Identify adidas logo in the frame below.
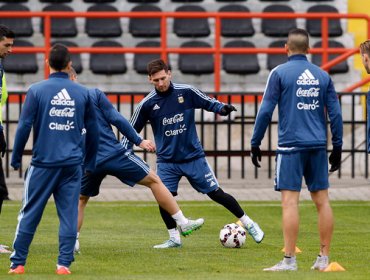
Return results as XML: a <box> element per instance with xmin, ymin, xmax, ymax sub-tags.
<box><xmin>296</xmin><ymin>69</ymin><xmax>319</xmax><ymax>85</ymax></box>
<box><xmin>51</xmin><ymin>88</ymin><xmax>75</xmax><ymax>106</ymax></box>
<box><xmin>210</xmin><ymin>181</ymin><xmax>216</xmax><ymax>187</ymax></box>
<box><xmin>153</xmin><ymin>104</ymin><xmax>160</xmax><ymax>110</ymax></box>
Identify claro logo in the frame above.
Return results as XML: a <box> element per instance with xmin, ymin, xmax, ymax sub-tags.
<box><xmin>49</xmin><ymin>120</ymin><xmax>75</xmax><ymax>131</ymax></box>
<box><xmin>297</xmin><ymin>100</ymin><xmax>320</xmax><ymax>111</ymax></box>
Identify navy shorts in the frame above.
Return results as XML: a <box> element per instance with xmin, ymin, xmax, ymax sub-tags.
<box><xmin>80</xmin><ymin>152</ymin><xmax>150</xmax><ymax>197</ymax></box>
<box><xmin>157</xmin><ymin>157</ymin><xmax>219</xmax><ymax>195</ymax></box>
<box><xmin>274</xmin><ymin>149</ymin><xmax>329</xmax><ymax>192</ymax></box>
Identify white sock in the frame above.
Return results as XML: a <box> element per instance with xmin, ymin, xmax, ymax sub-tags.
<box><xmin>239</xmin><ymin>214</ymin><xmax>253</xmax><ymax>227</ymax></box>
<box><xmin>57</xmin><ymin>264</ymin><xmax>69</xmax><ymax>269</ymax></box>
<box><xmin>77</xmin><ymin>232</ymin><xmax>80</xmax><ymax>239</ymax></box>
<box><xmin>171</xmin><ymin>210</ymin><xmax>189</xmax><ymax>226</ymax></box>
<box><xmin>168</xmin><ymin>228</ymin><xmax>181</xmax><ymax>243</ymax></box>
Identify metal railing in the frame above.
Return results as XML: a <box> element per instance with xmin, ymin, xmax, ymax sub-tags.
<box><xmin>0</xmin><ymin>11</ymin><xmax>369</xmax><ymax>91</ymax></box>
<box><xmin>4</xmin><ymin>91</ymin><xmax>368</xmax><ymax>179</ymax></box>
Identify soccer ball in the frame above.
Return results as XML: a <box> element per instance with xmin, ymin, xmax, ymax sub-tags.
<box><xmin>219</xmin><ymin>223</ymin><xmax>246</xmax><ymax>248</ymax></box>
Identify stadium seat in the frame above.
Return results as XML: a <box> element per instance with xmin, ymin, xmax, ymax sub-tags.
<box><xmin>89</xmin><ymin>40</ymin><xmax>127</xmax><ymax>74</ymax></box>
<box><xmin>127</xmin><ymin>0</ymin><xmax>159</xmax><ymax>3</ymax></box>
<box><xmin>306</xmin><ymin>5</ymin><xmax>343</xmax><ymax>37</ymax></box>
<box><xmin>259</xmin><ymin>0</ymin><xmax>290</xmax><ymax>1</ymax></box>
<box><xmin>303</xmin><ymin>0</ymin><xmax>333</xmax><ymax>2</ymax></box>
<box><xmin>83</xmin><ymin>0</ymin><xmax>116</xmax><ymax>3</ymax></box>
<box><xmin>0</xmin><ymin>0</ymin><xmax>28</xmax><ymax>3</ymax></box>
<box><xmin>173</xmin><ymin>5</ymin><xmax>210</xmax><ymax>37</ymax></box>
<box><xmin>85</xmin><ymin>4</ymin><xmax>122</xmax><ymax>37</ymax></box>
<box><xmin>261</xmin><ymin>5</ymin><xmax>297</xmax><ymax>37</ymax></box>
<box><xmin>223</xmin><ymin>40</ymin><xmax>260</xmax><ymax>74</ymax></box>
<box><xmin>52</xmin><ymin>40</ymin><xmax>83</xmax><ymax>73</ymax></box>
<box><xmin>39</xmin><ymin>0</ymin><xmax>72</xmax><ymax>3</ymax></box>
<box><xmin>219</xmin><ymin>4</ymin><xmax>254</xmax><ymax>37</ymax></box>
<box><xmin>312</xmin><ymin>40</ymin><xmax>349</xmax><ymax>74</ymax></box>
<box><xmin>171</xmin><ymin>0</ymin><xmax>203</xmax><ymax>2</ymax></box>
<box><xmin>40</xmin><ymin>4</ymin><xmax>77</xmax><ymax>37</ymax></box>
<box><xmin>215</xmin><ymin>0</ymin><xmax>246</xmax><ymax>2</ymax></box>
<box><xmin>0</xmin><ymin>3</ymin><xmax>33</xmax><ymax>37</ymax></box>
<box><xmin>133</xmin><ymin>41</ymin><xmax>167</xmax><ymax>74</ymax></box>
<box><xmin>267</xmin><ymin>40</ymin><xmax>287</xmax><ymax>70</ymax></box>
<box><xmin>129</xmin><ymin>5</ymin><xmax>161</xmax><ymax>37</ymax></box>
<box><xmin>178</xmin><ymin>41</ymin><xmax>213</xmax><ymax>74</ymax></box>
<box><xmin>3</xmin><ymin>40</ymin><xmax>38</xmax><ymax>74</ymax></box>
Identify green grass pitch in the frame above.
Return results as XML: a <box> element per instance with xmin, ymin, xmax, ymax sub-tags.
<box><xmin>0</xmin><ymin>200</ymin><xmax>370</xmax><ymax>279</ymax></box>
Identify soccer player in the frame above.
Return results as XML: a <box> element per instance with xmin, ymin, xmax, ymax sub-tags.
<box><xmin>68</xmin><ymin>68</ymin><xmax>204</xmax><ymax>254</ymax></box>
<box><xmin>123</xmin><ymin>58</ymin><xmax>264</xmax><ymax>249</ymax></box>
<box><xmin>250</xmin><ymin>29</ymin><xmax>343</xmax><ymax>271</ymax></box>
<box><xmin>0</xmin><ymin>25</ymin><xmax>14</xmax><ymax>254</ymax></box>
<box><xmin>9</xmin><ymin>44</ymin><xmax>99</xmax><ymax>275</ymax></box>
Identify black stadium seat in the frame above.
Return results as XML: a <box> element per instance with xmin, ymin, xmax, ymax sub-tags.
<box><xmin>127</xmin><ymin>0</ymin><xmax>159</xmax><ymax>3</ymax></box>
<box><xmin>52</xmin><ymin>40</ymin><xmax>83</xmax><ymax>74</ymax></box>
<box><xmin>39</xmin><ymin>0</ymin><xmax>72</xmax><ymax>3</ymax></box>
<box><xmin>85</xmin><ymin>4</ymin><xmax>122</xmax><ymax>37</ymax></box>
<box><xmin>0</xmin><ymin>0</ymin><xmax>28</xmax><ymax>3</ymax></box>
<box><xmin>219</xmin><ymin>4</ymin><xmax>254</xmax><ymax>37</ymax></box>
<box><xmin>261</xmin><ymin>4</ymin><xmax>297</xmax><ymax>37</ymax></box>
<box><xmin>171</xmin><ymin>0</ymin><xmax>203</xmax><ymax>2</ymax></box>
<box><xmin>223</xmin><ymin>40</ymin><xmax>260</xmax><ymax>74</ymax></box>
<box><xmin>173</xmin><ymin>5</ymin><xmax>210</xmax><ymax>37</ymax></box>
<box><xmin>83</xmin><ymin>0</ymin><xmax>116</xmax><ymax>3</ymax></box>
<box><xmin>3</xmin><ymin>40</ymin><xmax>38</xmax><ymax>74</ymax></box>
<box><xmin>178</xmin><ymin>41</ymin><xmax>213</xmax><ymax>74</ymax></box>
<box><xmin>267</xmin><ymin>40</ymin><xmax>287</xmax><ymax>70</ymax></box>
<box><xmin>0</xmin><ymin>3</ymin><xmax>33</xmax><ymax>37</ymax></box>
<box><xmin>89</xmin><ymin>40</ymin><xmax>127</xmax><ymax>74</ymax></box>
<box><xmin>306</xmin><ymin>5</ymin><xmax>343</xmax><ymax>37</ymax></box>
<box><xmin>312</xmin><ymin>40</ymin><xmax>349</xmax><ymax>74</ymax></box>
<box><xmin>133</xmin><ymin>41</ymin><xmax>163</xmax><ymax>74</ymax></box>
<box><xmin>40</xmin><ymin>4</ymin><xmax>77</xmax><ymax>37</ymax></box>
<box><xmin>129</xmin><ymin>5</ymin><xmax>161</xmax><ymax>37</ymax></box>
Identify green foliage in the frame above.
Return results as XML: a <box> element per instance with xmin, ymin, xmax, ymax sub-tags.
<box><xmin>0</xmin><ymin>201</ymin><xmax>370</xmax><ymax>279</ymax></box>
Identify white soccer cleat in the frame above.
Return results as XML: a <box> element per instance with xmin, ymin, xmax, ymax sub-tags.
<box><xmin>311</xmin><ymin>255</ymin><xmax>329</xmax><ymax>271</ymax></box>
<box><xmin>0</xmin><ymin>244</ymin><xmax>11</xmax><ymax>254</ymax></box>
<box><xmin>74</xmin><ymin>238</ymin><xmax>80</xmax><ymax>254</ymax></box>
<box><xmin>246</xmin><ymin>222</ymin><xmax>264</xmax><ymax>243</ymax></box>
<box><xmin>263</xmin><ymin>258</ymin><xmax>297</xmax><ymax>271</ymax></box>
<box><xmin>178</xmin><ymin>218</ymin><xmax>204</xmax><ymax>236</ymax></box>
<box><xmin>153</xmin><ymin>239</ymin><xmax>182</xmax><ymax>249</ymax></box>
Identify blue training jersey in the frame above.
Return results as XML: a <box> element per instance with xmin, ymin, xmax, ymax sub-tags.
<box><xmin>11</xmin><ymin>72</ymin><xmax>99</xmax><ymax>171</ymax></box>
<box><xmin>251</xmin><ymin>54</ymin><xmax>343</xmax><ymax>152</ymax></box>
<box><xmin>88</xmin><ymin>88</ymin><xmax>142</xmax><ymax>165</ymax></box>
<box><xmin>123</xmin><ymin>82</ymin><xmax>225</xmax><ymax>163</ymax></box>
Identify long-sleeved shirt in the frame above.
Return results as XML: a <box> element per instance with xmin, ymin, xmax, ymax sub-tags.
<box><xmin>251</xmin><ymin>54</ymin><xmax>343</xmax><ymax>152</ymax></box>
<box><xmin>123</xmin><ymin>82</ymin><xmax>225</xmax><ymax>163</ymax></box>
<box><xmin>88</xmin><ymin>88</ymin><xmax>142</xmax><ymax>165</ymax></box>
<box><xmin>11</xmin><ymin>72</ymin><xmax>99</xmax><ymax>171</ymax></box>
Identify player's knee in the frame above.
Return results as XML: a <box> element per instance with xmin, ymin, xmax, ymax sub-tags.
<box><xmin>79</xmin><ymin>195</ymin><xmax>89</xmax><ymax>205</ymax></box>
<box><xmin>207</xmin><ymin>188</ymin><xmax>224</xmax><ymax>200</ymax></box>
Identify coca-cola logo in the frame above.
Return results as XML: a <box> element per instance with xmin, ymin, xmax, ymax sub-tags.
<box><xmin>162</xmin><ymin>113</ymin><xmax>184</xmax><ymax>126</ymax></box>
<box><xmin>296</xmin><ymin>87</ymin><xmax>320</xmax><ymax>97</ymax></box>
<box><xmin>49</xmin><ymin>107</ymin><xmax>75</xmax><ymax>118</ymax></box>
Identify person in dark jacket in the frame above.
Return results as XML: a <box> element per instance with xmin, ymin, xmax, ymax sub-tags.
<box><xmin>9</xmin><ymin>44</ymin><xmax>99</xmax><ymax>275</ymax></box>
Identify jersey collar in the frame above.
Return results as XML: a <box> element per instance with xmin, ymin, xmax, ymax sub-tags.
<box><xmin>288</xmin><ymin>54</ymin><xmax>308</xmax><ymax>61</ymax></box>
<box><xmin>156</xmin><ymin>82</ymin><xmax>174</xmax><ymax>96</ymax></box>
<box><xmin>49</xmin><ymin>72</ymin><xmax>69</xmax><ymax>79</ymax></box>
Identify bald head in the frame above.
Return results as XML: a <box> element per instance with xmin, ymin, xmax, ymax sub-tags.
<box><xmin>286</xmin><ymin>29</ymin><xmax>310</xmax><ymax>55</ymax></box>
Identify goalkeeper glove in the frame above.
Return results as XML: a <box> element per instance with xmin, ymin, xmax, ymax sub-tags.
<box><xmin>220</xmin><ymin>104</ymin><xmax>237</xmax><ymax>116</ymax></box>
<box><xmin>329</xmin><ymin>146</ymin><xmax>342</xmax><ymax>172</ymax></box>
<box><xmin>251</xmin><ymin>146</ymin><xmax>262</xmax><ymax>168</ymax></box>
<box><xmin>0</xmin><ymin>130</ymin><xmax>6</xmax><ymax>158</ymax></box>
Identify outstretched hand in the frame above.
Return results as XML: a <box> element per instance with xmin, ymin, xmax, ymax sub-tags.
<box><xmin>139</xmin><ymin>139</ymin><xmax>156</xmax><ymax>153</ymax></box>
<box><xmin>220</xmin><ymin>104</ymin><xmax>237</xmax><ymax>116</ymax></box>
<box><xmin>251</xmin><ymin>146</ymin><xmax>262</xmax><ymax>168</ymax></box>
